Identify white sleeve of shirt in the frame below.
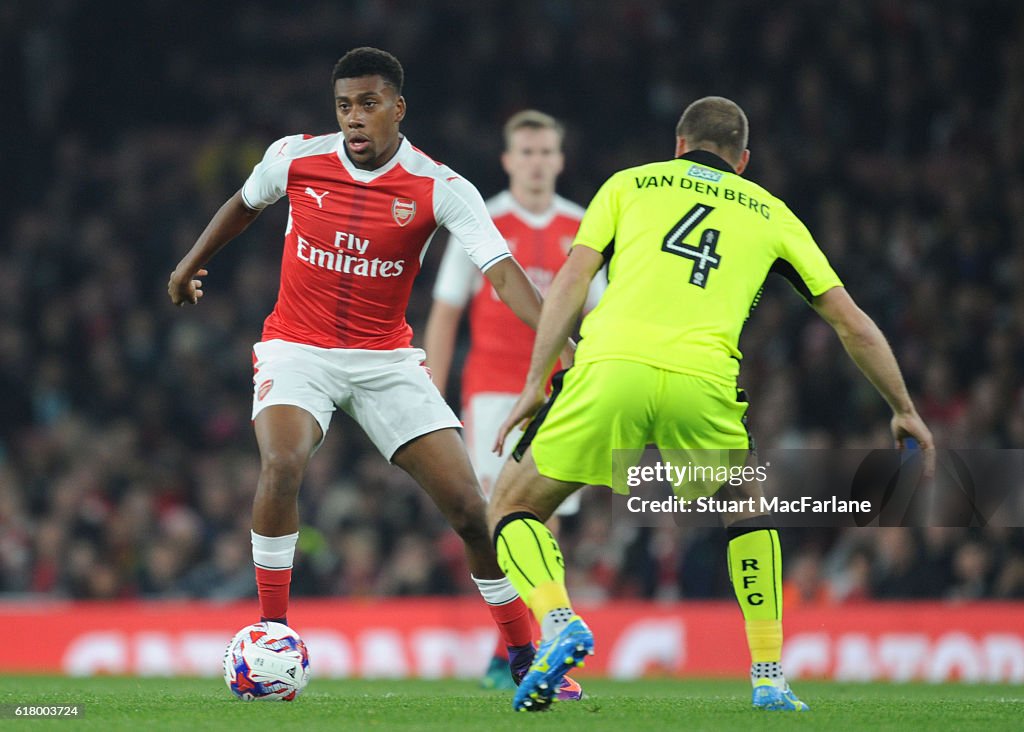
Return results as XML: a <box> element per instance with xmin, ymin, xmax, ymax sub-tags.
<box><xmin>240</xmin><ymin>135</ymin><xmax>299</xmax><ymax>210</ymax></box>
<box><xmin>432</xmin><ymin>235</ymin><xmax>481</xmax><ymax>307</ymax></box>
<box><xmin>583</xmin><ymin>264</ymin><xmax>608</xmax><ymax>314</ymax></box>
<box><xmin>433</xmin><ymin>172</ymin><xmax>511</xmax><ymax>273</ymax></box>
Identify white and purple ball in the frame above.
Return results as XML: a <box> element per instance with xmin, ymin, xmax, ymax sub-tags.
<box><xmin>223</xmin><ymin>622</ymin><xmax>310</xmax><ymax>701</ymax></box>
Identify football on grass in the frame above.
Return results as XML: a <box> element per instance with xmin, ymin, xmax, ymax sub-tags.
<box><xmin>223</xmin><ymin>621</ymin><xmax>310</xmax><ymax>701</ymax></box>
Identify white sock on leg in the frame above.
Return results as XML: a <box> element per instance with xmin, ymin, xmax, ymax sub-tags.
<box><xmin>540</xmin><ymin>607</ymin><xmax>574</xmax><ymax>641</ymax></box>
<box><xmin>751</xmin><ymin>661</ymin><xmax>787</xmax><ymax>689</ymax></box>
<box><xmin>471</xmin><ymin>574</ymin><xmax>520</xmax><ymax>606</ymax></box>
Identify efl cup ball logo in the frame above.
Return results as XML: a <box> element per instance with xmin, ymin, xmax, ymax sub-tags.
<box><xmin>392</xmin><ymin>198</ymin><xmax>416</xmax><ymax>227</ymax></box>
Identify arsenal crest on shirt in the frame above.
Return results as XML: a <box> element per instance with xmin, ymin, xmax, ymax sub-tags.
<box><xmin>392</xmin><ymin>198</ymin><xmax>416</xmax><ymax>227</ymax></box>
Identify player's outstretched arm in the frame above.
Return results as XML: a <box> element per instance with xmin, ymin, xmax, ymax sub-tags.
<box><xmin>493</xmin><ymin>246</ymin><xmax>604</xmax><ymax>455</ymax></box>
<box><xmin>812</xmin><ymin>286</ymin><xmax>935</xmax><ymax>476</ymax></box>
<box><xmin>423</xmin><ymin>300</ymin><xmax>464</xmax><ymax>398</ymax></box>
<box><xmin>483</xmin><ymin>257</ymin><xmax>544</xmax><ymax>329</ymax></box>
<box><xmin>168</xmin><ymin>191</ymin><xmax>261</xmax><ymax>306</ymax></box>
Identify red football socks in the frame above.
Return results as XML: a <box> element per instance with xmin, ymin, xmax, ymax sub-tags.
<box><xmin>255</xmin><ymin>566</ymin><xmax>292</xmax><ymax>623</ymax></box>
<box><xmin>486</xmin><ymin>596</ymin><xmax>534</xmax><ymax>648</ymax></box>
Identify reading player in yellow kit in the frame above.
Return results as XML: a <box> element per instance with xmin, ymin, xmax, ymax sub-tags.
<box><xmin>487</xmin><ymin>97</ymin><xmax>935</xmax><ymax>712</ymax></box>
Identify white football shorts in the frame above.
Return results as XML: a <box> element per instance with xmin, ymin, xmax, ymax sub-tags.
<box><xmin>252</xmin><ymin>339</ymin><xmax>461</xmax><ymax>460</ymax></box>
<box><xmin>465</xmin><ymin>392</ymin><xmax>581</xmax><ymax>516</ymax></box>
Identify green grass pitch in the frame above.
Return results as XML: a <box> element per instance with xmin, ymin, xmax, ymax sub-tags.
<box><xmin>2</xmin><ymin>676</ymin><xmax>1022</xmax><ymax>731</ymax></box>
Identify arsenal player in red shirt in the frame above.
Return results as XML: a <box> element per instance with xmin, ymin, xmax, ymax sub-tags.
<box><xmin>168</xmin><ymin>47</ymin><xmax>576</xmax><ymax>697</ymax></box>
<box><xmin>425</xmin><ymin>111</ymin><xmax>602</xmax><ymax>691</ymax></box>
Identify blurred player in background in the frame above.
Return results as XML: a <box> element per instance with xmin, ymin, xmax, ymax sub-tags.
<box><xmin>487</xmin><ymin>96</ymin><xmax>935</xmax><ymax>711</ymax></box>
<box><xmin>424</xmin><ymin>110</ymin><xmax>603</xmax><ymax>690</ymax></box>
<box><xmin>167</xmin><ymin>47</ymin><xmax>579</xmax><ymax>698</ymax></box>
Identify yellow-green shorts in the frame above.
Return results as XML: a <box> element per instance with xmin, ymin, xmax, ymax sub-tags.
<box><xmin>514</xmin><ymin>359</ymin><xmax>751</xmax><ymax>496</ymax></box>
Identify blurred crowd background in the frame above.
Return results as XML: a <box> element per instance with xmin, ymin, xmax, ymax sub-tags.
<box><xmin>2</xmin><ymin>0</ymin><xmax>1023</xmax><ymax>604</ymax></box>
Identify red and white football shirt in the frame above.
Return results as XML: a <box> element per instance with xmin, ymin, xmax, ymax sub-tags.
<box><xmin>432</xmin><ymin>191</ymin><xmax>605</xmax><ymax>402</ymax></box>
<box><xmin>241</xmin><ymin>134</ymin><xmax>510</xmax><ymax>350</ymax></box>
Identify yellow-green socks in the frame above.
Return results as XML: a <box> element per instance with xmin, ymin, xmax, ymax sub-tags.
<box><xmin>494</xmin><ymin>512</ymin><xmax>572</xmax><ymax>638</ymax></box>
<box><xmin>727</xmin><ymin>523</ymin><xmax>785</xmax><ymax>686</ymax></box>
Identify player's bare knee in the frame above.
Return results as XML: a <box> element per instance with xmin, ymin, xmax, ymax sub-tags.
<box><xmin>487</xmin><ymin>476</ymin><xmax>528</xmax><ymax>524</ymax></box>
<box><xmin>259</xmin><ymin>448</ymin><xmax>308</xmax><ymax>491</ymax></box>
<box><xmin>486</xmin><ymin>493</ymin><xmax>518</xmax><ymax>531</ymax></box>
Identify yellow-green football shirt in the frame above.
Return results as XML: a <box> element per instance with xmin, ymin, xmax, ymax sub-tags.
<box><xmin>573</xmin><ymin>150</ymin><xmax>842</xmax><ymax>385</ymax></box>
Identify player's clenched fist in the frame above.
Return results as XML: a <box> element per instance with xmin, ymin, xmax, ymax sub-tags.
<box><xmin>168</xmin><ymin>267</ymin><xmax>208</xmax><ymax>306</ymax></box>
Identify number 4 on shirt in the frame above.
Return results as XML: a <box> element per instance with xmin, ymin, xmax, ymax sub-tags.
<box><xmin>662</xmin><ymin>203</ymin><xmax>722</xmax><ymax>288</ymax></box>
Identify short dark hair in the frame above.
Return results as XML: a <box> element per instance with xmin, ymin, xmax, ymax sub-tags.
<box><xmin>331</xmin><ymin>47</ymin><xmax>404</xmax><ymax>94</ymax></box>
<box><xmin>676</xmin><ymin>96</ymin><xmax>748</xmax><ymax>160</ymax></box>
